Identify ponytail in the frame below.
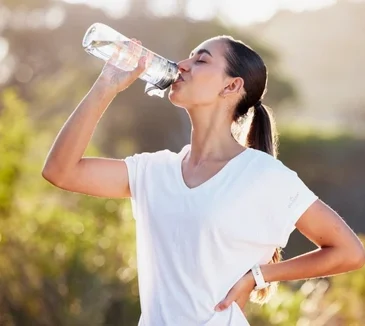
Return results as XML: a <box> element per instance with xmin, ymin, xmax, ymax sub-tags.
<box><xmin>246</xmin><ymin>102</ymin><xmax>278</xmax><ymax>158</ymax></box>
<box><xmin>246</xmin><ymin>103</ymin><xmax>282</xmax><ymax>304</ymax></box>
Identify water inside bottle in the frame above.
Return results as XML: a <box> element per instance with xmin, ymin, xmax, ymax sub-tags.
<box><xmin>84</xmin><ymin>39</ymin><xmax>179</xmax><ymax>89</ymax></box>
<box><xmin>87</xmin><ymin>40</ymin><xmax>138</xmax><ymax>71</ymax></box>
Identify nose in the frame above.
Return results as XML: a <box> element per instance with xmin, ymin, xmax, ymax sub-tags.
<box><xmin>177</xmin><ymin>58</ymin><xmax>190</xmax><ymax>74</ymax></box>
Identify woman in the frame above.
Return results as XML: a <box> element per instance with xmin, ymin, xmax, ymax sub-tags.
<box><xmin>42</xmin><ymin>35</ymin><xmax>365</xmax><ymax>326</ymax></box>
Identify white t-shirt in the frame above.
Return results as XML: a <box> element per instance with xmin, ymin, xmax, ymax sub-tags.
<box><xmin>124</xmin><ymin>145</ymin><xmax>318</xmax><ymax>326</ymax></box>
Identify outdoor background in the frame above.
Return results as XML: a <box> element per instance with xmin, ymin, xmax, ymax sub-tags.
<box><xmin>1</xmin><ymin>0</ymin><xmax>365</xmax><ymax>325</ymax></box>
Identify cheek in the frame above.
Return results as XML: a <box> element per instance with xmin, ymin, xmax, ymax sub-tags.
<box><xmin>168</xmin><ymin>68</ymin><xmax>224</xmax><ymax>106</ymax></box>
<box><xmin>191</xmin><ymin>67</ymin><xmax>223</xmax><ymax>94</ymax></box>
<box><xmin>191</xmin><ymin>79</ymin><xmax>221</xmax><ymax>103</ymax></box>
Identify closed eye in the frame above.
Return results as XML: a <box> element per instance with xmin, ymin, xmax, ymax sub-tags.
<box><xmin>196</xmin><ymin>60</ymin><xmax>206</xmax><ymax>63</ymax></box>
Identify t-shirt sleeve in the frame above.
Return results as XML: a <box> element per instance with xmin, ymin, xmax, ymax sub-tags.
<box><xmin>123</xmin><ymin>152</ymin><xmax>154</xmax><ymax>221</ymax></box>
<box><xmin>124</xmin><ymin>152</ymin><xmax>150</xmax><ymax>201</ymax></box>
<box><xmin>123</xmin><ymin>150</ymin><xmax>170</xmax><ymax>220</ymax></box>
<box><xmin>264</xmin><ymin>164</ymin><xmax>318</xmax><ymax>248</ymax></box>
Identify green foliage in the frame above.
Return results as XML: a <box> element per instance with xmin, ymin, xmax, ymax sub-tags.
<box><xmin>0</xmin><ymin>89</ymin><xmax>140</xmax><ymax>326</ymax></box>
<box><xmin>0</xmin><ymin>89</ymin><xmax>30</xmax><ymax>215</ymax></box>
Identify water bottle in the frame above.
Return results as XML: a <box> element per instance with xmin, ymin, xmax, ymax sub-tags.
<box><xmin>82</xmin><ymin>23</ymin><xmax>179</xmax><ymax>97</ymax></box>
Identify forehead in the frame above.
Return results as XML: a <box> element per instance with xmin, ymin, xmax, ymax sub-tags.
<box><xmin>190</xmin><ymin>38</ymin><xmax>227</xmax><ymax>58</ymax></box>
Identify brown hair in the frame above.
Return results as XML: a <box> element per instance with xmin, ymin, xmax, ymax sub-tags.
<box><xmin>221</xmin><ymin>35</ymin><xmax>281</xmax><ymax>304</ymax></box>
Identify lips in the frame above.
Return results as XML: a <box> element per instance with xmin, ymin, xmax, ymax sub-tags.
<box><xmin>174</xmin><ymin>74</ymin><xmax>184</xmax><ymax>83</ymax></box>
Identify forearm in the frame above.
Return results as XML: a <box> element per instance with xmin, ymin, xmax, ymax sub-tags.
<box><xmin>260</xmin><ymin>246</ymin><xmax>362</xmax><ymax>284</ymax></box>
<box><xmin>43</xmin><ymin>80</ymin><xmax>116</xmax><ymax>177</ymax></box>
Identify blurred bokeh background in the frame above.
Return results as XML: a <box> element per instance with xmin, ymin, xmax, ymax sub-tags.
<box><xmin>1</xmin><ymin>0</ymin><xmax>365</xmax><ymax>325</ymax></box>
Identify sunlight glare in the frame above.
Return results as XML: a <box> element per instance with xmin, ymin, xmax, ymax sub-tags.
<box><xmin>62</xmin><ymin>0</ymin><xmax>341</xmax><ymax>25</ymax></box>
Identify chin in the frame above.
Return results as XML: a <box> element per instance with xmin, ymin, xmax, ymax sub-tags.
<box><xmin>168</xmin><ymin>87</ymin><xmax>187</xmax><ymax>108</ymax></box>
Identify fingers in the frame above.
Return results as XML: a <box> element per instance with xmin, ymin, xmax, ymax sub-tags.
<box><xmin>109</xmin><ymin>38</ymin><xmax>141</xmax><ymax>67</ymax></box>
<box><xmin>131</xmin><ymin>38</ymin><xmax>142</xmax><ymax>46</ymax></box>
<box><xmin>108</xmin><ymin>43</ymin><xmax>121</xmax><ymax>66</ymax></box>
<box><xmin>107</xmin><ymin>37</ymin><xmax>147</xmax><ymax>82</ymax></box>
<box><xmin>129</xmin><ymin>38</ymin><xmax>148</xmax><ymax>76</ymax></box>
<box><xmin>214</xmin><ymin>286</ymin><xmax>241</xmax><ymax>312</ymax></box>
<box><xmin>131</xmin><ymin>38</ymin><xmax>143</xmax><ymax>66</ymax></box>
<box><xmin>131</xmin><ymin>56</ymin><xmax>147</xmax><ymax>77</ymax></box>
<box><xmin>214</xmin><ymin>277</ymin><xmax>248</xmax><ymax>312</ymax></box>
<box><xmin>146</xmin><ymin>51</ymin><xmax>154</xmax><ymax>67</ymax></box>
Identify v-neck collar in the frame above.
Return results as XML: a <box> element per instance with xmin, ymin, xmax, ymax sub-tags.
<box><xmin>176</xmin><ymin>144</ymin><xmax>252</xmax><ymax>193</ymax></box>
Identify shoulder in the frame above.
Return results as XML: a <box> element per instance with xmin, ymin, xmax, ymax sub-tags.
<box><xmin>247</xmin><ymin>149</ymin><xmax>307</xmax><ymax>194</ymax></box>
<box><xmin>248</xmin><ymin>148</ymin><xmax>292</xmax><ymax>176</ymax></box>
<box><xmin>248</xmin><ymin>149</ymin><xmax>315</xmax><ymax>205</ymax></box>
<box><xmin>124</xmin><ymin>146</ymin><xmax>184</xmax><ymax>166</ymax></box>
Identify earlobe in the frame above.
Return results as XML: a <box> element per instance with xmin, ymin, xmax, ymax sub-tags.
<box><xmin>221</xmin><ymin>78</ymin><xmax>244</xmax><ymax>97</ymax></box>
<box><xmin>219</xmin><ymin>86</ymin><xmax>233</xmax><ymax>98</ymax></box>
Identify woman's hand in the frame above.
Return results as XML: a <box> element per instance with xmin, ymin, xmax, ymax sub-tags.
<box><xmin>214</xmin><ymin>272</ymin><xmax>255</xmax><ymax>313</ymax></box>
<box><xmin>96</xmin><ymin>39</ymin><xmax>148</xmax><ymax>95</ymax></box>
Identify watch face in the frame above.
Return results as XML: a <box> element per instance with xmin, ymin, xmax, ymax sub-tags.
<box><xmin>252</xmin><ymin>265</ymin><xmax>269</xmax><ymax>290</ymax></box>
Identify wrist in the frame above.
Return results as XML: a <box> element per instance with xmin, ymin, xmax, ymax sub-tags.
<box><xmin>244</xmin><ymin>271</ymin><xmax>256</xmax><ymax>290</ymax></box>
<box><xmin>93</xmin><ymin>77</ymin><xmax>119</xmax><ymax>97</ymax></box>
<box><xmin>251</xmin><ymin>264</ymin><xmax>270</xmax><ymax>290</ymax></box>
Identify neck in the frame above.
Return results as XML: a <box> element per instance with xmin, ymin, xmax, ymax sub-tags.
<box><xmin>186</xmin><ymin>105</ymin><xmax>244</xmax><ymax>165</ymax></box>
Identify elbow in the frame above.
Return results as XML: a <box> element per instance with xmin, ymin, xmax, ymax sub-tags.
<box><xmin>345</xmin><ymin>244</ymin><xmax>365</xmax><ymax>271</ymax></box>
<box><xmin>42</xmin><ymin>164</ymin><xmax>65</xmax><ymax>187</ymax></box>
<box><xmin>42</xmin><ymin>165</ymin><xmax>56</xmax><ymax>184</ymax></box>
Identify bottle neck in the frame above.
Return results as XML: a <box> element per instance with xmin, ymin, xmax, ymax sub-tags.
<box><xmin>154</xmin><ymin>61</ymin><xmax>179</xmax><ymax>90</ymax></box>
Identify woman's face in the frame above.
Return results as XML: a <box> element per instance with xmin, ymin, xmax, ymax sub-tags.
<box><xmin>168</xmin><ymin>38</ymin><xmax>230</xmax><ymax>108</ymax></box>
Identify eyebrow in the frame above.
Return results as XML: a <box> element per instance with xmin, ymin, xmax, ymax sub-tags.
<box><xmin>190</xmin><ymin>48</ymin><xmax>213</xmax><ymax>58</ymax></box>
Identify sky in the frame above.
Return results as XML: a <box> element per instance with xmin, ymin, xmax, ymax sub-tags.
<box><xmin>61</xmin><ymin>0</ymin><xmax>351</xmax><ymax>26</ymax></box>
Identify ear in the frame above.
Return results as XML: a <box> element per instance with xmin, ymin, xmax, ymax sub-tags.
<box><xmin>220</xmin><ymin>77</ymin><xmax>244</xmax><ymax>97</ymax></box>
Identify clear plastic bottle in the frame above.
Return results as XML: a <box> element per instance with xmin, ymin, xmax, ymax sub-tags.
<box><xmin>82</xmin><ymin>23</ymin><xmax>179</xmax><ymax>97</ymax></box>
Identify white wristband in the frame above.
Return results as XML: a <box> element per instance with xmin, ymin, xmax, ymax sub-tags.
<box><xmin>251</xmin><ymin>264</ymin><xmax>270</xmax><ymax>291</ymax></box>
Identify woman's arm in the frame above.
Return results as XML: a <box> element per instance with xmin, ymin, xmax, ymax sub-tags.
<box><xmin>259</xmin><ymin>199</ymin><xmax>365</xmax><ymax>282</ymax></box>
<box><xmin>215</xmin><ymin>199</ymin><xmax>365</xmax><ymax>312</ymax></box>
<box><xmin>42</xmin><ymin>43</ymin><xmax>147</xmax><ymax>198</ymax></box>
<box><xmin>42</xmin><ymin>82</ymin><xmax>130</xmax><ymax>198</ymax></box>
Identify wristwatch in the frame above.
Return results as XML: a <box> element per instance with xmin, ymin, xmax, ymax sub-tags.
<box><xmin>251</xmin><ymin>264</ymin><xmax>270</xmax><ymax>291</ymax></box>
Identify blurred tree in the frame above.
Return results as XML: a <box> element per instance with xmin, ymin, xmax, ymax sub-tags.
<box><xmin>0</xmin><ymin>89</ymin><xmax>140</xmax><ymax>325</ymax></box>
<box><xmin>1</xmin><ymin>0</ymin><xmax>296</xmax><ymax>158</ymax></box>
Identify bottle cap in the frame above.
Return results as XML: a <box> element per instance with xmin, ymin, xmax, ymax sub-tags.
<box><xmin>144</xmin><ymin>83</ymin><xmax>166</xmax><ymax>98</ymax></box>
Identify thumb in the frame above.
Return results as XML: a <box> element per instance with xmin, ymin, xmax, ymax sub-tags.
<box><xmin>132</xmin><ymin>56</ymin><xmax>147</xmax><ymax>77</ymax></box>
<box><xmin>215</xmin><ymin>287</ymin><xmax>240</xmax><ymax>312</ymax></box>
